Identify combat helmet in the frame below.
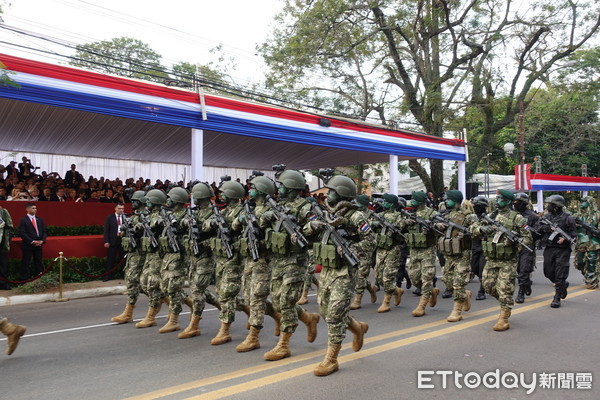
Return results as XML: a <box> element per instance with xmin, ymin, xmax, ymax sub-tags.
<box><xmin>471</xmin><ymin>196</ymin><xmax>489</xmax><ymax>207</ymax></box>
<box><xmin>192</xmin><ymin>182</ymin><xmax>214</xmax><ymax>200</ymax></box>
<box><xmin>146</xmin><ymin>189</ymin><xmax>167</xmax><ymax>205</ymax></box>
<box><xmin>220</xmin><ymin>180</ymin><xmax>245</xmax><ymax>199</ymax></box>
<box><xmin>250</xmin><ymin>175</ymin><xmax>276</xmax><ymax>196</ymax></box>
<box><xmin>325</xmin><ymin>175</ymin><xmax>356</xmax><ymax>199</ymax></box>
<box><xmin>544</xmin><ymin>195</ymin><xmax>565</xmax><ymax>208</ymax></box>
<box><xmin>514</xmin><ymin>192</ymin><xmax>529</xmax><ymax>203</ymax></box>
<box><xmin>276</xmin><ymin>170</ymin><xmax>305</xmax><ymax>190</ymax></box>
<box><xmin>168</xmin><ymin>187</ymin><xmax>189</xmax><ymax>204</ymax></box>
<box><xmin>131</xmin><ymin>190</ymin><xmax>147</xmax><ymax>204</ymax></box>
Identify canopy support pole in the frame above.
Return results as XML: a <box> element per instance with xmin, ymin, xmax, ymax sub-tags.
<box><xmin>458</xmin><ymin>160</ymin><xmax>466</xmax><ymax>196</ymax></box>
<box><xmin>537</xmin><ymin>190</ymin><xmax>544</xmax><ymax>213</ymax></box>
<box><xmin>389</xmin><ymin>155</ymin><xmax>398</xmax><ymax>195</ymax></box>
<box><xmin>191</xmin><ymin>128</ymin><xmax>204</xmax><ymax>181</ymax></box>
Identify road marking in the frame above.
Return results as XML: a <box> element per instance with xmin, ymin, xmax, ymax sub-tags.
<box><xmin>123</xmin><ymin>285</ymin><xmax>586</xmax><ymax>400</ymax></box>
<box><xmin>182</xmin><ymin>288</ymin><xmax>592</xmax><ymax>400</ymax></box>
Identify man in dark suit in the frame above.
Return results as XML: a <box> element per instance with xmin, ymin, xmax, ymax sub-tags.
<box><xmin>50</xmin><ymin>187</ymin><xmax>67</xmax><ymax>202</ymax></box>
<box><xmin>103</xmin><ymin>203</ymin><xmax>126</xmax><ymax>281</ymax></box>
<box><xmin>18</xmin><ymin>157</ymin><xmax>38</xmax><ymax>180</ymax></box>
<box><xmin>18</xmin><ymin>203</ymin><xmax>47</xmax><ymax>281</ymax></box>
<box><xmin>64</xmin><ymin>164</ymin><xmax>83</xmax><ymax>189</ymax></box>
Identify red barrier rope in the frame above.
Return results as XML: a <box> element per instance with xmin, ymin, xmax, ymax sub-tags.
<box><xmin>62</xmin><ymin>256</ymin><xmax>127</xmax><ymax>279</ymax></box>
<box><xmin>0</xmin><ymin>259</ymin><xmax>58</xmax><ymax>284</ymax></box>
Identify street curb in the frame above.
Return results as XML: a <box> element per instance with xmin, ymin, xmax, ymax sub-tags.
<box><xmin>0</xmin><ymin>285</ymin><xmax>127</xmax><ymax>306</ymax></box>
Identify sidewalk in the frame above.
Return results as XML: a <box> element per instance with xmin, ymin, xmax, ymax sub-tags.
<box><xmin>0</xmin><ymin>279</ymin><xmax>127</xmax><ymax>306</ymax></box>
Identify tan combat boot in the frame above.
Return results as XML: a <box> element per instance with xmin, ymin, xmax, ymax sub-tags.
<box><xmin>211</xmin><ymin>322</ymin><xmax>232</xmax><ymax>345</ymax></box>
<box><xmin>350</xmin><ymin>293</ymin><xmax>363</xmax><ymax>310</ymax></box>
<box><xmin>0</xmin><ymin>318</ymin><xmax>26</xmax><ymax>355</ymax></box>
<box><xmin>393</xmin><ymin>287</ymin><xmax>404</xmax><ymax>306</ymax></box>
<box><xmin>429</xmin><ymin>287</ymin><xmax>440</xmax><ymax>307</ymax></box>
<box><xmin>492</xmin><ymin>309</ymin><xmax>511</xmax><ymax>331</ymax></box>
<box><xmin>135</xmin><ymin>306</ymin><xmax>160</xmax><ymax>328</ymax></box>
<box><xmin>184</xmin><ymin>297</ymin><xmax>194</xmax><ymax>311</ymax></box>
<box><xmin>264</xmin><ymin>331</ymin><xmax>292</xmax><ymax>361</ymax></box>
<box><xmin>313</xmin><ymin>344</ymin><xmax>342</xmax><ymax>376</ymax></box>
<box><xmin>297</xmin><ymin>290</ymin><xmax>309</xmax><ymax>305</ymax></box>
<box><xmin>377</xmin><ymin>294</ymin><xmax>392</xmax><ymax>313</ymax></box>
<box><xmin>411</xmin><ymin>295</ymin><xmax>429</xmax><ymax>317</ymax></box>
<box><xmin>159</xmin><ymin>313</ymin><xmax>181</xmax><ymax>333</ymax></box>
<box><xmin>463</xmin><ymin>290</ymin><xmax>472</xmax><ymax>312</ymax></box>
<box><xmin>242</xmin><ymin>304</ymin><xmax>251</xmax><ymax>330</ymax></box>
<box><xmin>299</xmin><ymin>310</ymin><xmax>320</xmax><ymax>343</ymax></box>
<box><xmin>347</xmin><ymin>317</ymin><xmax>368</xmax><ymax>352</ymax></box>
<box><xmin>111</xmin><ymin>303</ymin><xmax>135</xmax><ymax>324</ymax></box>
<box><xmin>447</xmin><ymin>302</ymin><xmax>464</xmax><ymax>322</ymax></box>
<box><xmin>272</xmin><ymin>311</ymin><xmax>282</xmax><ymax>337</ymax></box>
<box><xmin>178</xmin><ymin>315</ymin><xmax>201</xmax><ymax>339</ymax></box>
<box><xmin>367</xmin><ymin>284</ymin><xmax>377</xmax><ymax>303</ymax></box>
<box><xmin>236</xmin><ymin>326</ymin><xmax>261</xmax><ymax>352</ymax></box>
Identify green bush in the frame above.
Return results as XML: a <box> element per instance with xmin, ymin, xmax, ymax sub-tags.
<box><xmin>45</xmin><ymin>225</ymin><xmax>104</xmax><ymax>236</ymax></box>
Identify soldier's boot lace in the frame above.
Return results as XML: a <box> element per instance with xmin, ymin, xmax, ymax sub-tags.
<box><xmin>313</xmin><ymin>344</ymin><xmax>341</xmax><ymax>377</ymax></box>
<box><xmin>178</xmin><ymin>315</ymin><xmax>201</xmax><ymax>339</ymax></box>
<box><xmin>515</xmin><ymin>287</ymin><xmax>525</xmax><ymax>304</ymax></box>
<box><xmin>447</xmin><ymin>301</ymin><xmax>464</xmax><ymax>322</ymax></box>
<box><xmin>236</xmin><ymin>326</ymin><xmax>261</xmax><ymax>352</ymax></box>
<box><xmin>347</xmin><ymin>317</ymin><xmax>368</xmax><ymax>352</ymax></box>
<box><xmin>429</xmin><ymin>288</ymin><xmax>440</xmax><ymax>308</ymax></box>
<box><xmin>159</xmin><ymin>313</ymin><xmax>181</xmax><ymax>333</ymax></box>
<box><xmin>0</xmin><ymin>318</ymin><xmax>26</xmax><ymax>355</ymax></box>
<box><xmin>463</xmin><ymin>290</ymin><xmax>472</xmax><ymax>312</ymax></box>
<box><xmin>264</xmin><ymin>331</ymin><xmax>292</xmax><ymax>361</ymax></box>
<box><xmin>492</xmin><ymin>309</ymin><xmax>511</xmax><ymax>331</ymax></box>
<box><xmin>111</xmin><ymin>303</ymin><xmax>135</xmax><ymax>324</ymax></box>
<box><xmin>350</xmin><ymin>293</ymin><xmax>363</xmax><ymax>310</ymax></box>
<box><xmin>393</xmin><ymin>287</ymin><xmax>404</xmax><ymax>306</ymax></box>
<box><xmin>411</xmin><ymin>295</ymin><xmax>429</xmax><ymax>317</ymax></box>
<box><xmin>135</xmin><ymin>306</ymin><xmax>160</xmax><ymax>328</ymax></box>
<box><xmin>297</xmin><ymin>290</ymin><xmax>309</xmax><ymax>305</ymax></box>
<box><xmin>367</xmin><ymin>284</ymin><xmax>377</xmax><ymax>303</ymax></box>
<box><xmin>377</xmin><ymin>294</ymin><xmax>392</xmax><ymax>313</ymax></box>
<box><xmin>299</xmin><ymin>310</ymin><xmax>320</xmax><ymax>343</ymax></box>
<box><xmin>211</xmin><ymin>322</ymin><xmax>232</xmax><ymax>345</ymax></box>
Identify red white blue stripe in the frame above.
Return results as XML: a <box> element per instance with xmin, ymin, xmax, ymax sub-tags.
<box><xmin>530</xmin><ymin>174</ymin><xmax>600</xmax><ymax>191</ymax></box>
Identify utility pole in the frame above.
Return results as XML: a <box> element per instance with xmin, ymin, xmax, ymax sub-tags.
<box><xmin>519</xmin><ymin>100</ymin><xmax>525</xmax><ymax>191</ymax></box>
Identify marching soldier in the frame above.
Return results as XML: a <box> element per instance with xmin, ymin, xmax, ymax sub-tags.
<box><xmin>574</xmin><ymin>196</ymin><xmax>599</xmax><ymax>289</ymax></box>
<box><xmin>0</xmin><ymin>316</ymin><xmax>26</xmax><ymax>355</ymax></box>
<box><xmin>111</xmin><ymin>191</ymin><xmax>148</xmax><ymax>324</ymax></box>
<box><xmin>470</xmin><ymin>196</ymin><xmax>489</xmax><ymax>300</ymax></box>
<box><xmin>471</xmin><ymin>190</ymin><xmax>532</xmax><ymax>330</ymax></box>
<box><xmin>513</xmin><ymin>193</ymin><xmax>540</xmax><ymax>303</ymax></box>
<box><xmin>395</xmin><ymin>197</ymin><xmax>412</xmax><ymax>291</ymax></box>
<box><xmin>304</xmin><ymin>174</ymin><xmax>369</xmax><ymax>376</ymax></box>
<box><xmin>434</xmin><ymin>190</ymin><xmax>478</xmax><ymax>322</ymax></box>
<box><xmin>350</xmin><ymin>194</ymin><xmax>378</xmax><ymax>309</ymax></box>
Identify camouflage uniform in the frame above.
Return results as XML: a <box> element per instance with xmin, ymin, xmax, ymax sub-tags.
<box><xmin>374</xmin><ymin>209</ymin><xmax>404</xmax><ymax>296</ymax></box>
<box><xmin>0</xmin><ymin>207</ymin><xmax>14</xmax><ymax>290</ymax></box>
<box><xmin>159</xmin><ymin>207</ymin><xmax>187</xmax><ymax>318</ymax></box>
<box><xmin>574</xmin><ymin>197</ymin><xmax>600</xmax><ymax>289</ymax></box>
<box><xmin>139</xmin><ymin>208</ymin><xmax>165</xmax><ymax>310</ymax></box>
<box><xmin>121</xmin><ymin>211</ymin><xmax>146</xmax><ymax>306</ymax></box>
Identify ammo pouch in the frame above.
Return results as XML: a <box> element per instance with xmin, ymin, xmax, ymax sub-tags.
<box><xmin>482</xmin><ymin>240</ymin><xmax>515</xmax><ymax>260</ymax></box>
<box><xmin>209</xmin><ymin>237</ymin><xmax>230</xmax><ymax>258</ymax></box>
<box><xmin>313</xmin><ymin>242</ymin><xmax>341</xmax><ymax>269</ymax></box>
<box><xmin>240</xmin><ymin>237</ymin><xmax>250</xmax><ymax>257</ymax></box>
<box><xmin>438</xmin><ymin>236</ymin><xmax>472</xmax><ymax>256</ymax></box>
<box><xmin>406</xmin><ymin>232</ymin><xmax>433</xmax><ymax>248</ymax></box>
<box><xmin>141</xmin><ymin>236</ymin><xmax>156</xmax><ymax>253</ymax></box>
<box><xmin>268</xmin><ymin>231</ymin><xmax>290</xmax><ymax>255</ymax></box>
<box><xmin>121</xmin><ymin>237</ymin><xmax>135</xmax><ymax>253</ymax></box>
<box><xmin>376</xmin><ymin>233</ymin><xmax>395</xmax><ymax>250</ymax></box>
<box><xmin>159</xmin><ymin>236</ymin><xmax>176</xmax><ymax>253</ymax></box>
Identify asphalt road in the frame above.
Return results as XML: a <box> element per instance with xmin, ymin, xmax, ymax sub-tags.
<box><xmin>1</xmin><ymin>256</ymin><xmax>599</xmax><ymax>400</ymax></box>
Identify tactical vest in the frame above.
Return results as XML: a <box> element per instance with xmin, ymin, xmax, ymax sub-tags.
<box><xmin>209</xmin><ymin>205</ymin><xmax>242</xmax><ymax>258</ymax></box>
<box><xmin>121</xmin><ymin>213</ymin><xmax>140</xmax><ymax>253</ymax></box>
<box><xmin>405</xmin><ymin>207</ymin><xmax>436</xmax><ymax>248</ymax></box>
<box><xmin>313</xmin><ymin>207</ymin><xmax>357</xmax><ymax>269</ymax></box>
<box><xmin>482</xmin><ymin>210</ymin><xmax>519</xmax><ymax>260</ymax></box>
<box><xmin>159</xmin><ymin>208</ymin><xmax>185</xmax><ymax>254</ymax></box>
<box><xmin>267</xmin><ymin>198</ymin><xmax>309</xmax><ymax>256</ymax></box>
<box><xmin>438</xmin><ymin>210</ymin><xmax>472</xmax><ymax>256</ymax></box>
<box><xmin>376</xmin><ymin>211</ymin><xmax>401</xmax><ymax>250</ymax></box>
<box><xmin>185</xmin><ymin>208</ymin><xmax>212</xmax><ymax>257</ymax></box>
<box><xmin>141</xmin><ymin>210</ymin><xmax>161</xmax><ymax>253</ymax></box>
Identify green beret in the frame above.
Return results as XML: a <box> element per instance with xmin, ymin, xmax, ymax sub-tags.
<box><xmin>355</xmin><ymin>194</ymin><xmax>371</xmax><ymax>206</ymax></box>
<box><xmin>498</xmin><ymin>189</ymin><xmax>515</xmax><ymax>201</ymax></box>
<box><xmin>383</xmin><ymin>193</ymin><xmax>398</xmax><ymax>204</ymax></box>
<box><xmin>411</xmin><ymin>191</ymin><xmax>427</xmax><ymax>204</ymax></box>
<box><xmin>446</xmin><ymin>190</ymin><xmax>463</xmax><ymax>204</ymax></box>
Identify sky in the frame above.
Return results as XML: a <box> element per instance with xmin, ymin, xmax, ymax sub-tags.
<box><xmin>0</xmin><ymin>0</ymin><xmax>284</xmax><ymax>85</ymax></box>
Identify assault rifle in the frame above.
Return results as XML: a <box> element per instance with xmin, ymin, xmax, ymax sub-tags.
<box><xmin>482</xmin><ymin>214</ymin><xmax>534</xmax><ymax>252</ymax></box>
<box><xmin>186</xmin><ymin>206</ymin><xmax>201</xmax><ymax>257</ymax></box>
<box><xmin>265</xmin><ymin>196</ymin><xmax>309</xmax><ymax>249</ymax></box>
<box><xmin>243</xmin><ymin>200</ymin><xmax>260</xmax><ymax>262</ymax></box>
<box><xmin>371</xmin><ymin>212</ymin><xmax>406</xmax><ymax>240</ymax></box>
<box><xmin>212</xmin><ymin>205</ymin><xmax>234</xmax><ymax>259</ymax></box>
<box><xmin>160</xmin><ymin>207</ymin><xmax>180</xmax><ymax>253</ymax></box>
<box><xmin>539</xmin><ymin>217</ymin><xmax>576</xmax><ymax>244</ymax></box>
<box><xmin>432</xmin><ymin>214</ymin><xmax>471</xmax><ymax>239</ymax></box>
<box><xmin>120</xmin><ymin>214</ymin><xmax>138</xmax><ymax>250</ymax></box>
<box><xmin>400</xmin><ymin>209</ymin><xmax>444</xmax><ymax>236</ymax></box>
<box><xmin>575</xmin><ymin>218</ymin><xmax>600</xmax><ymax>237</ymax></box>
<box><xmin>139</xmin><ymin>211</ymin><xmax>158</xmax><ymax>249</ymax></box>
<box><xmin>310</xmin><ymin>202</ymin><xmax>360</xmax><ymax>268</ymax></box>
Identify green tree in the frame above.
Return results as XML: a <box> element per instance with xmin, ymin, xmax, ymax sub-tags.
<box><xmin>261</xmin><ymin>0</ymin><xmax>600</xmax><ymax>194</ymax></box>
<box><xmin>69</xmin><ymin>37</ymin><xmax>168</xmax><ymax>83</ymax></box>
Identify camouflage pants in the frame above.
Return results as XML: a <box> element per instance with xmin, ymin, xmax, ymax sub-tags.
<box><xmin>189</xmin><ymin>254</ymin><xmax>217</xmax><ymax>317</ymax></box>
<box><xmin>443</xmin><ymin>252</ymin><xmax>471</xmax><ymax>303</ymax></box>
<box><xmin>301</xmin><ymin>249</ymin><xmax>316</xmax><ymax>292</ymax></box>
<box><xmin>318</xmin><ymin>264</ymin><xmax>354</xmax><ymax>345</ymax></box>
<box><xmin>483</xmin><ymin>259</ymin><xmax>517</xmax><ymax>310</ymax></box>
<box><xmin>575</xmin><ymin>250</ymin><xmax>599</xmax><ymax>288</ymax></box>
<box><xmin>140</xmin><ymin>251</ymin><xmax>164</xmax><ymax>309</ymax></box>
<box><xmin>376</xmin><ymin>246</ymin><xmax>400</xmax><ymax>295</ymax></box>
<box><xmin>241</xmin><ymin>257</ymin><xmax>272</xmax><ymax>329</ymax></box>
<box><xmin>214</xmin><ymin>254</ymin><xmax>242</xmax><ymax>324</ymax></box>
<box><xmin>408</xmin><ymin>247</ymin><xmax>436</xmax><ymax>297</ymax></box>
<box><xmin>354</xmin><ymin>251</ymin><xmax>374</xmax><ymax>294</ymax></box>
<box><xmin>160</xmin><ymin>252</ymin><xmax>187</xmax><ymax>316</ymax></box>
<box><xmin>270</xmin><ymin>253</ymin><xmax>307</xmax><ymax>333</ymax></box>
<box><xmin>124</xmin><ymin>250</ymin><xmax>146</xmax><ymax>305</ymax></box>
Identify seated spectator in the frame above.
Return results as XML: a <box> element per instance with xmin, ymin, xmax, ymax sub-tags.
<box><xmin>86</xmin><ymin>191</ymin><xmax>100</xmax><ymax>203</ymax></box>
<box><xmin>28</xmin><ymin>187</ymin><xmax>40</xmax><ymax>201</ymax></box>
<box><xmin>39</xmin><ymin>187</ymin><xmax>52</xmax><ymax>202</ymax></box>
<box><xmin>65</xmin><ymin>188</ymin><xmax>77</xmax><ymax>202</ymax></box>
<box><xmin>75</xmin><ymin>190</ymin><xmax>87</xmax><ymax>203</ymax></box>
<box><xmin>50</xmin><ymin>187</ymin><xmax>67</xmax><ymax>202</ymax></box>
<box><xmin>99</xmin><ymin>189</ymin><xmax>115</xmax><ymax>203</ymax></box>
<box><xmin>0</xmin><ymin>188</ymin><xmax>7</xmax><ymax>201</ymax></box>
